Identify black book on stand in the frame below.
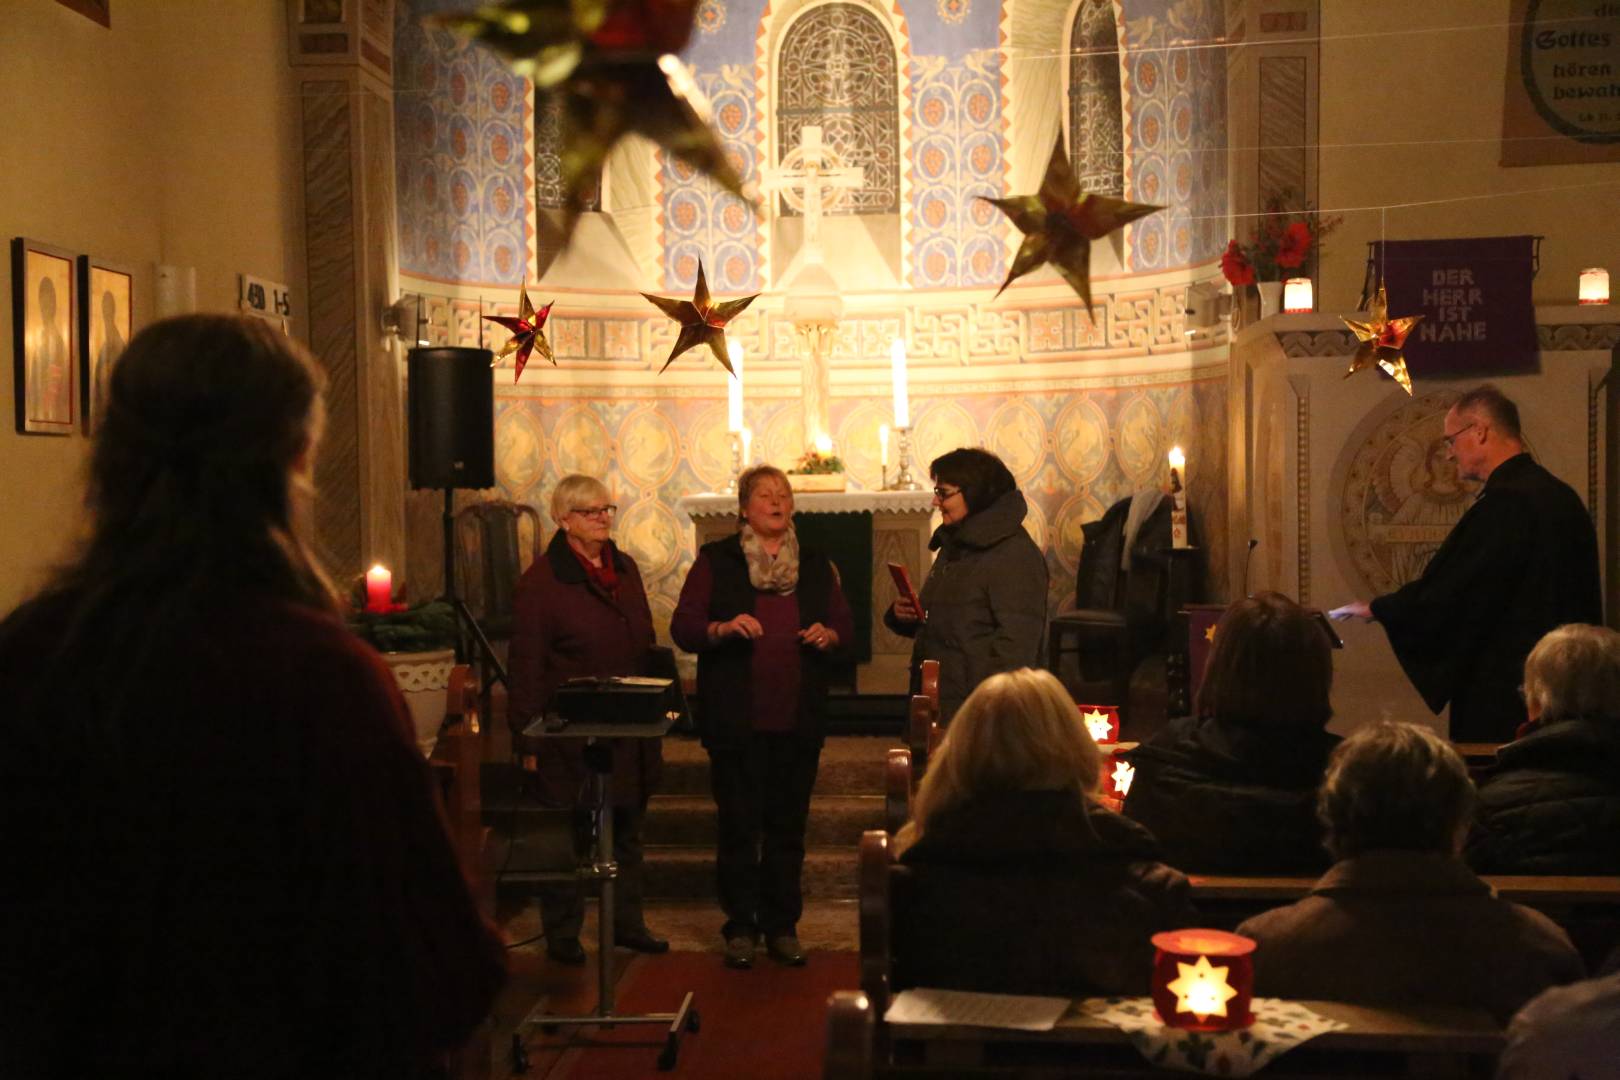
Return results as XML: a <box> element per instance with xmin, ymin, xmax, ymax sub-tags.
<box><xmin>552</xmin><ymin>676</ymin><xmax>683</xmax><ymax>727</ymax></box>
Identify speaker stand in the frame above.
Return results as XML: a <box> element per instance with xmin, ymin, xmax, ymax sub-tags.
<box><xmin>441</xmin><ymin>487</ymin><xmax>508</xmax><ymax>693</ymax></box>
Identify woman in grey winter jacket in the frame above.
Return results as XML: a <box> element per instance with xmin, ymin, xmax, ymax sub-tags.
<box><xmin>885</xmin><ymin>447</ymin><xmax>1048</xmax><ymax>724</ymax></box>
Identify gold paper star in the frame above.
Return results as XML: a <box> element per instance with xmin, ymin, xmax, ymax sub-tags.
<box><xmin>1164</xmin><ymin>954</ymin><xmax>1239</xmax><ymax>1021</ymax></box>
<box><xmin>1111</xmin><ymin>759</ymin><xmax>1136</xmax><ymax>798</ymax></box>
<box><xmin>1082</xmin><ymin>708</ymin><xmax>1114</xmax><ymax>743</ymax></box>
<box><xmin>481</xmin><ymin>286</ymin><xmax>555</xmax><ymax>382</ymax></box>
<box><xmin>979</xmin><ymin>139</ymin><xmax>1162</xmax><ymax>309</ymax></box>
<box><xmin>642</xmin><ymin>260</ymin><xmax>758</xmax><ymax>373</ymax></box>
<box><xmin>1343</xmin><ymin>285</ymin><xmax>1422</xmax><ymax>395</ymax></box>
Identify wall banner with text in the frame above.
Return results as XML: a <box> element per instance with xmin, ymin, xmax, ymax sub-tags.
<box><xmin>1502</xmin><ymin>0</ymin><xmax>1620</xmax><ymax>166</ymax></box>
<box><xmin>1372</xmin><ymin>236</ymin><xmax>1539</xmax><ymax>378</ymax></box>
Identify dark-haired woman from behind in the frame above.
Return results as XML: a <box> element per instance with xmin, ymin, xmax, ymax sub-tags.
<box><xmin>884</xmin><ymin>447</ymin><xmax>1048</xmax><ymax>725</ymax></box>
<box><xmin>0</xmin><ymin>315</ymin><xmax>505</xmax><ymax>1079</ymax></box>
<box><xmin>1122</xmin><ymin>591</ymin><xmax>1340</xmax><ymax>873</ymax></box>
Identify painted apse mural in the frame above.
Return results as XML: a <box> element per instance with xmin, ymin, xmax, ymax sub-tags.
<box><xmin>393</xmin><ymin>0</ymin><xmax>1230</xmax><ymax>645</ymax></box>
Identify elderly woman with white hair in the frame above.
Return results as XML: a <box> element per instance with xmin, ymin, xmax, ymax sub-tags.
<box><xmin>508</xmin><ymin>474</ymin><xmax>667</xmax><ymax>965</ymax></box>
<box><xmin>1466</xmin><ymin>623</ymin><xmax>1620</xmax><ymax>875</ymax></box>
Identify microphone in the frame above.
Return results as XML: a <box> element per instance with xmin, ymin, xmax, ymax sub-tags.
<box><xmin>1243</xmin><ymin>538</ymin><xmax>1259</xmax><ymax>597</ymax></box>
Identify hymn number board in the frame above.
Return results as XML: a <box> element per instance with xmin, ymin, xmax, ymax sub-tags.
<box><xmin>239</xmin><ymin>274</ymin><xmax>292</xmax><ymax>333</ymax></box>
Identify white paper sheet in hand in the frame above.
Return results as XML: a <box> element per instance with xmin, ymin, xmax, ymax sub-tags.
<box><xmin>883</xmin><ymin>988</ymin><xmax>1071</xmax><ymax>1031</ymax></box>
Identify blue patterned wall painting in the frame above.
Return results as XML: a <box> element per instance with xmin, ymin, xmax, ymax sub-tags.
<box><xmin>660</xmin><ymin>66</ymin><xmax>765</xmax><ymax>292</ymax></box>
<box><xmin>395</xmin><ymin>4</ymin><xmax>531</xmax><ymax>287</ymax></box>
<box><xmin>909</xmin><ymin>51</ymin><xmax>1006</xmax><ymax>287</ymax></box>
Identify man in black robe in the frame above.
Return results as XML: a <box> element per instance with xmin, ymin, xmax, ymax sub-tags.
<box><xmin>1334</xmin><ymin>386</ymin><xmax>1602</xmax><ymax>742</ymax></box>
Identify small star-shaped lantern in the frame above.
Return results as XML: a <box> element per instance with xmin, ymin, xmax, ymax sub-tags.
<box><xmin>1164</xmin><ymin>954</ymin><xmax>1240</xmax><ymax>1021</ymax></box>
<box><xmin>1343</xmin><ymin>284</ymin><xmax>1422</xmax><ymax>396</ymax></box>
<box><xmin>1081</xmin><ymin>707</ymin><xmax>1116</xmax><ymax>744</ymax></box>
<box><xmin>979</xmin><ymin>139</ymin><xmax>1162</xmax><ymax>309</ymax></box>
<box><xmin>482</xmin><ymin>287</ymin><xmax>555</xmax><ymax>383</ymax></box>
<box><xmin>642</xmin><ymin>260</ymin><xmax>758</xmax><ymax>373</ymax></box>
<box><xmin>1204</xmin><ymin>624</ymin><xmax>1218</xmax><ymax>643</ymax></box>
<box><xmin>1111</xmin><ymin>759</ymin><xmax>1136</xmax><ymax>798</ymax></box>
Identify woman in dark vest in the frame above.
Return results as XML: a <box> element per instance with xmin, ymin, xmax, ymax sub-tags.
<box><xmin>672</xmin><ymin>465</ymin><xmax>854</xmax><ymax>970</ymax></box>
<box><xmin>508</xmin><ymin>473</ymin><xmax>667</xmax><ymax>964</ymax></box>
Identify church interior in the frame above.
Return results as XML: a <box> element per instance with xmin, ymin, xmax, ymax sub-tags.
<box><xmin>5</xmin><ymin>0</ymin><xmax>1620</xmax><ymax>1076</ymax></box>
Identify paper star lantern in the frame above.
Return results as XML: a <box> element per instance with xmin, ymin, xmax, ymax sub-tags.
<box><xmin>642</xmin><ymin>260</ymin><xmax>758</xmax><ymax>373</ymax></box>
<box><xmin>979</xmin><ymin>139</ymin><xmax>1162</xmax><ymax>309</ymax></box>
<box><xmin>1110</xmin><ymin>758</ymin><xmax>1136</xmax><ymax>799</ymax></box>
<box><xmin>1343</xmin><ymin>284</ymin><xmax>1422</xmax><ymax>395</ymax></box>
<box><xmin>1079</xmin><ymin>704</ymin><xmax>1118</xmax><ymax>745</ymax></box>
<box><xmin>1151</xmin><ymin>929</ymin><xmax>1257</xmax><ymax>1032</ymax></box>
<box><xmin>481</xmin><ymin>286</ymin><xmax>555</xmax><ymax>383</ymax></box>
<box><xmin>437</xmin><ymin>0</ymin><xmax>746</xmax><ymax>239</ymax></box>
<box><xmin>1204</xmin><ymin>624</ymin><xmax>1218</xmax><ymax>643</ymax></box>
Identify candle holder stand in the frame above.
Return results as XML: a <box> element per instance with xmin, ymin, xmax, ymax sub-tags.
<box><xmin>888</xmin><ymin>426</ymin><xmax>921</xmax><ymax>491</ymax></box>
<box><xmin>724</xmin><ymin>432</ymin><xmax>742</xmax><ymax>494</ymax></box>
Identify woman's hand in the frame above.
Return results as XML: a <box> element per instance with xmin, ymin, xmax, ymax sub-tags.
<box><xmin>713</xmin><ymin>613</ymin><xmax>764</xmax><ymax>640</ymax></box>
<box><xmin>799</xmin><ymin>622</ymin><xmax>839</xmax><ymax>651</ymax></box>
<box><xmin>890</xmin><ymin>597</ymin><xmax>923</xmax><ymax>624</ymax></box>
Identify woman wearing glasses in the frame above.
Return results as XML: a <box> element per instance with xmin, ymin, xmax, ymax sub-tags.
<box><xmin>509</xmin><ymin>475</ymin><xmax>668</xmax><ymax>964</ymax></box>
<box><xmin>885</xmin><ymin>447</ymin><xmax>1049</xmax><ymax>725</ymax></box>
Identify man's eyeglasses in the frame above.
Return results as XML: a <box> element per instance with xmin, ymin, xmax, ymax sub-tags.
<box><xmin>570</xmin><ymin>504</ymin><xmax>617</xmax><ymax>519</ymax></box>
<box><xmin>1441</xmin><ymin>423</ymin><xmax>1478</xmax><ymax>448</ymax></box>
<box><xmin>932</xmin><ymin>486</ymin><xmax>962</xmax><ymax>501</ymax></box>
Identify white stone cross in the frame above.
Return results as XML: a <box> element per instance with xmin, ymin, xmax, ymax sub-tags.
<box><xmin>759</xmin><ymin>125</ymin><xmax>865</xmax><ymax>266</ymax></box>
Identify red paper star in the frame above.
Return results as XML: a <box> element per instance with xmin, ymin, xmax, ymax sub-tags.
<box><xmin>1343</xmin><ymin>284</ymin><xmax>1422</xmax><ymax>396</ymax></box>
<box><xmin>482</xmin><ymin>286</ymin><xmax>555</xmax><ymax>383</ymax></box>
<box><xmin>980</xmin><ymin>139</ymin><xmax>1162</xmax><ymax>309</ymax></box>
<box><xmin>641</xmin><ymin>261</ymin><xmax>757</xmax><ymax>374</ymax></box>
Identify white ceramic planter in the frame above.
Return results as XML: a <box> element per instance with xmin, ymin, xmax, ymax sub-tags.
<box><xmin>380</xmin><ymin>647</ymin><xmax>456</xmax><ymax>757</ymax></box>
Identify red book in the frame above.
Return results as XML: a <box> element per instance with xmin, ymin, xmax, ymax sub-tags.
<box><xmin>887</xmin><ymin>562</ymin><xmax>924</xmax><ymax>621</ymax></box>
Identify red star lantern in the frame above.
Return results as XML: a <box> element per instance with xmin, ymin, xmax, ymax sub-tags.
<box><xmin>980</xmin><ymin>139</ymin><xmax>1162</xmax><ymax>309</ymax></box>
<box><xmin>1079</xmin><ymin>704</ymin><xmax>1120</xmax><ymax>745</ymax></box>
<box><xmin>1343</xmin><ymin>284</ymin><xmax>1422</xmax><ymax>395</ymax></box>
<box><xmin>642</xmin><ymin>260</ymin><xmax>758</xmax><ymax>374</ymax></box>
<box><xmin>1151</xmin><ymin>929</ymin><xmax>1257</xmax><ymax>1032</ymax></box>
<box><xmin>481</xmin><ymin>286</ymin><xmax>555</xmax><ymax>382</ymax></box>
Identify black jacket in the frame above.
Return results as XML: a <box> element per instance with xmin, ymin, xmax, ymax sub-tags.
<box><xmin>1371</xmin><ymin>453</ymin><xmax>1601</xmax><ymax>742</ymax></box>
<box><xmin>885</xmin><ymin>489</ymin><xmax>1048</xmax><ymax>723</ymax></box>
<box><xmin>1465</xmin><ymin>717</ymin><xmax>1620</xmax><ymax>875</ymax></box>
<box><xmin>894</xmin><ymin>790</ymin><xmax>1194</xmax><ymax>996</ymax></box>
<box><xmin>1121</xmin><ymin>714</ymin><xmax>1339</xmax><ymax>874</ymax></box>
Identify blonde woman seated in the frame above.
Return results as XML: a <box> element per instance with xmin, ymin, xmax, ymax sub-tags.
<box><xmin>892</xmin><ymin>668</ymin><xmax>1194</xmax><ymax>996</ymax></box>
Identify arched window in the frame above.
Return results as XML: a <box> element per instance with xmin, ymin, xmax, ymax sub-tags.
<box><xmin>1066</xmin><ymin>0</ymin><xmax>1123</xmax><ymax>196</ymax></box>
<box><xmin>534</xmin><ymin>91</ymin><xmax>601</xmax><ymax>212</ymax></box>
<box><xmin>776</xmin><ymin>3</ymin><xmax>899</xmax><ymax>216</ymax></box>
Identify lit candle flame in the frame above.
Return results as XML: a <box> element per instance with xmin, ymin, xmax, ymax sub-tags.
<box><xmin>814</xmin><ymin>433</ymin><xmax>833</xmax><ymax>455</ymax></box>
<box><xmin>1168</xmin><ymin>445</ymin><xmax>1186</xmax><ymax>471</ymax></box>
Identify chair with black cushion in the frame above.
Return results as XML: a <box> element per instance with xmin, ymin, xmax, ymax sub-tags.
<box><xmin>453</xmin><ymin>499</ymin><xmax>542</xmax><ymax>700</ymax></box>
<box><xmin>1047</xmin><ymin>491</ymin><xmax>1173</xmax><ymax>724</ymax></box>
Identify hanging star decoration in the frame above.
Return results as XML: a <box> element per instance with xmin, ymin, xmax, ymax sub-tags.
<box><xmin>979</xmin><ymin>138</ymin><xmax>1162</xmax><ymax>309</ymax></box>
<box><xmin>1164</xmin><ymin>954</ymin><xmax>1240</xmax><ymax>1021</ymax></box>
<box><xmin>437</xmin><ymin>0</ymin><xmax>746</xmax><ymax>242</ymax></box>
<box><xmin>1111</xmin><ymin>759</ymin><xmax>1136</xmax><ymax>799</ymax></box>
<box><xmin>641</xmin><ymin>260</ymin><xmax>758</xmax><ymax>374</ymax></box>
<box><xmin>481</xmin><ymin>286</ymin><xmax>555</xmax><ymax>382</ymax></box>
<box><xmin>1343</xmin><ymin>284</ymin><xmax>1422</xmax><ymax>395</ymax></box>
<box><xmin>1082</xmin><ymin>708</ymin><xmax>1115</xmax><ymax>744</ymax></box>
<box><xmin>1204</xmin><ymin>624</ymin><xmax>1218</xmax><ymax>643</ymax></box>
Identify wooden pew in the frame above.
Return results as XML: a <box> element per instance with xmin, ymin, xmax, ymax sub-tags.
<box><xmin>847</xmin><ymin>830</ymin><xmax>1504</xmax><ymax>1077</ymax></box>
<box><xmin>884</xmin><ymin>748</ymin><xmax>912</xmax><ymax>835</ymax></box>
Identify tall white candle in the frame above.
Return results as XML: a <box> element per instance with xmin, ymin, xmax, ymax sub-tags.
<box><xmin>740</xmin><ymin>426</ymin><xmax>753</xmax><ymax>465</ymax></box>
<box><xmin>727</xmin><ymin>341</ymin><xmax>745</xmax><ymax>432</ymax></box>
<box><xmin>879</xmin><ymin>424</ymin><xmax>890</xmax><ymax>467</ymax></box>
<box><xmin>890</xmin><ymin>338</ymin><xmax>910</xmax><ymax>428</ymax></box>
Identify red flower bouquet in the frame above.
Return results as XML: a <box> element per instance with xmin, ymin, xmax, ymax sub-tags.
<box><xmin>1221</xmin><ymin>195</ymin><xmax>1341</xmax><ymax>286</ymax></box>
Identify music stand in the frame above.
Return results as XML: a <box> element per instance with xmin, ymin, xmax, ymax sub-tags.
<box><xmin>511</xmin><ymin>679</ymin><xmax>698</xmax><ymax>1072</ymax></box>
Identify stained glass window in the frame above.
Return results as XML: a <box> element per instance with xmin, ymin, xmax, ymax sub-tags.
<box><xmin>534</xmin><ymin>91</ymin><xmax>602</xmax><ymax>212</ymax></box>
<box><xmin>1067</xmin><ymin>0</ymin><xmax>1123</xmax><ymax>196</ymax></box>
<box><xmin>777</xmin><ymin>3</ymin><xmax>900</xmax><ymax>216</ymax></box>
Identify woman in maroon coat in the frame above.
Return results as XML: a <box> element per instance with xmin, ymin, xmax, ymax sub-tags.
<box><xmin>508</xmin><ymin>474</ymin><xmax>667</xmax><ymax>963</ymax></box>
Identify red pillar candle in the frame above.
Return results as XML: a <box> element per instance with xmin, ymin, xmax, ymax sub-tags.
<box><xmin>1150</xmin><ymin>929</ymin><xmax>1256</xmax><ymax>1031</ymax></box>
<box><xmin>364</xmin><ymin>564</ymin><xmax>392</xmax><ymax>614</ymax></box>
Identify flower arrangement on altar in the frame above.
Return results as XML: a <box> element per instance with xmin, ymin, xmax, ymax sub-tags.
<box><xmin>789</xmin><ymin>446</ymin><xmax>846</xmax><ymax>475</ymax></box>
<box><xmin>1220</xmin><ymin>195</ymin><xmax>1342</xmax><ymax>286</ymax></box>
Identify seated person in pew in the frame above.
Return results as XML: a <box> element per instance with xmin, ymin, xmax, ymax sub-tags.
<box><xmin>1122</xmin><ymin>592</ymin><xmax>1340</xmax><ymax>873</ymax></box>
<box><xmin>1237</xmin><ymin>722</ymin><xmax>1583</xmax><ymax>1023</ymax></box>
<box><xmin>1466</xmin><ymin>623</ymin><xmax>1620</xmax><ymax>876</ymax></box>
<box><xmin>891</xmin><ymin>668</ymin><xmax>1194</xmax><ymax>996</ymax></box>
<box><xmin>1498</xmin><ymin>956</ymin><xmax>1620</xmax><ymax>1080</ymax></box>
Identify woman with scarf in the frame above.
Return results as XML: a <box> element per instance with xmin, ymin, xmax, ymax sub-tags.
<box><xmin>885</xmin><ymin>447</ymin><xmax>1049</xmax><ymax>725</ymax></box>
<box><xmin>508</xmin><ymin>474</ymin><xmax>667</xmax><ymax>965</ymax></box>
<box><xmin>672</xmin><ymin>465</ymin><xmax>854</xmax><ymax>971</ymax></box>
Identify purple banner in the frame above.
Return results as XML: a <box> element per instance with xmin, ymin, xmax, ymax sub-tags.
<box><xmin>1372</xmin><ymin>236</ymin><xmax>1539</xmax><ymax>379</ymax></box>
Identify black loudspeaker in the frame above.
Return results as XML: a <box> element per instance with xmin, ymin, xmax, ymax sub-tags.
<box><xmin>407</xmin><ymin>347</ymin><xmax>496</xmax><ymax>490</ymax></box>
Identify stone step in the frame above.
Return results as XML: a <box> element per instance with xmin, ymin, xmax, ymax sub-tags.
<box><xmin>486</xmin><ymin>794</ymin><xmax>885</xmax><ymax>848</ymax></box>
